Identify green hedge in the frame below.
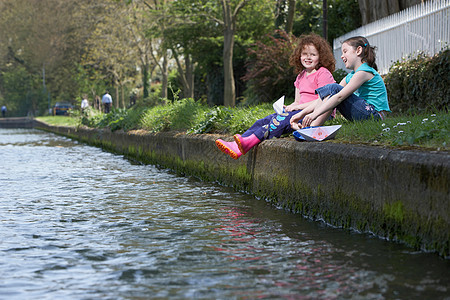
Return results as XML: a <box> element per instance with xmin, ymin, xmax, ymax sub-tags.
<box><xmin>384</xmin><ymin>48</ymin><xmax>449</xmax><ymax>114</ymax></box>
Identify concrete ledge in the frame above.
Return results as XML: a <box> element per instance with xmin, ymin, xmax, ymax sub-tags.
<box><xmin>34</xmin><ymin>120</ymin><xmax>450</xmax><ymax>258</ymax></box>
<box><xmin>0</xmin><ymin>117</ymin><xmax>34</xmax><ymax>128</ymax></box>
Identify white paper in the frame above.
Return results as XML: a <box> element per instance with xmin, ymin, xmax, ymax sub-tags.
<box><xmin>273</xmin><ymin>96</ymin><xmax>285</xmax><ymax>115</ymax></box>
<box><xmin>296</xmin><ymin>125</ymin><xmax>342</xmax><ymax>141</ymax></box>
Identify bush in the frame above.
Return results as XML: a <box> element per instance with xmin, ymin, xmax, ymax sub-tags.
<box><xmin>332</xmin><ymin>69</ymin><xmax>348</xmax><ymax>83</ymax></box>
<box><xmin>81</xmin><ymin>108</ymin><xmax>144</xmax><ymax>132</ymax></box>
<box><xmin>140</xmin><ymin>98</ymin><xmax>208</xmax><ymax>132</ymax></box>
<box><xmin>384</xmin><ymin>48</ymin><xmax>449</xmax><ymax>114</ymax></box>
<box><xmin>189</xmin><ymin>104</ymin><xmax>273</xmax><ymax>134</ymax></box>
<box><xmin>242</xmin><ymin>30</ymin><xmax>297</xmax><ymax>104</ymax></box>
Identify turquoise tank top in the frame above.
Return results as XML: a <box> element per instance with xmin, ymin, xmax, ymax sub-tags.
<box><xmin>345</xmin><ymin>63</ymin><xmax>390</xmax><ymax>112</ymax></box>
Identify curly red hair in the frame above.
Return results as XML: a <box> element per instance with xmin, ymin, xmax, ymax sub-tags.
<box><xmin>289</xmin><ymin>33</ymin><xmax>336</xmax><ymax>74</ymax></box>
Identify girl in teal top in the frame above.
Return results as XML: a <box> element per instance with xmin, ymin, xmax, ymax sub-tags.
<box><xmin>290</xmin><ymin>36</ymin><xmax>390</xmax><ymax>128</ymax></box>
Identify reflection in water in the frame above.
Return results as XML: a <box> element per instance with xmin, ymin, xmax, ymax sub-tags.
<box><xmin>0</xmin><ymin>129</ymin><xmax>448</xmax><ymax>299</ymax></box>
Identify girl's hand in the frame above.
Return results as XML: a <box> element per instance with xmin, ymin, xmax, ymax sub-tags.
<box><xmin>285</xmin><ymin>104</ymin><xmax>299</xmax><ymax>112</ymax></box>
<box><xmin>290</xmin><ymin>111</ymin><xmax>304</xmax><ymax>130</ymax></box>
<box><xmin>301</xmin><ymin>113</ymin><xmax>317</xmax><ymax>128</ymax></box>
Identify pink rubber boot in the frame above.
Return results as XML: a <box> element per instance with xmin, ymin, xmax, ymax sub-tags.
<box><xmin>234</xmin><ymin>134</ymin><xmax>261</xmax><ymax>155</ymax></box>
<box><xmin>215</xmin><ymin>139</ymin><xmax>242</xmax><ymax>159</ymax></box>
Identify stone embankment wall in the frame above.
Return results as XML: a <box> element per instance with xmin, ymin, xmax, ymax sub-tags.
<box><xmin>34</xmin><ymin>120</ymin><xmax>450</xmax><ymax>258</ymax></box>
<box><xmin>0</xmin><ymin>117</ymin><xmax>34</xmax><ymax>128</ymax></box>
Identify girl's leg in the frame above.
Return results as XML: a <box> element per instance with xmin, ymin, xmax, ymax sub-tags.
<box><xmin>217</xmin><ymin>113</ymin><xmax>276</xmax><ymax>158</ymax></box>
<box><xmin>241</xmin><ymin>113</ymin><xmax>276</xmax><ymax>137</ymax></box>
<box><xmin>307</xmin><ymin>96</ymin><xmax>334</xmax><ymax>127</ymax></box>
<box><xmin>265</xmin><ymin>110</ymin><xmax>300</xmax><ymax>138</ymax></box>
<box><xmin>311</xmin><ymin>108</ymin><xmax>333</xmax><ymax>126</ymax></box>
<box><xmin>244</xmin><ymin>111</ymin><xmax>299</xmax><ymax>141</ymax></box>
<box><xmin>335</xmin><ymin>96</ymin><xmax>381</xmax><ymax>121</ymax></box>
<box><xmin>316</xmin><ymin>83</ymin><xmax>381</xmax><ymax>121</ymax></box>
<box><xmin>235</xmin><ymin>110</ymin><xmax>300</xmax><ymax>155</ymax></box>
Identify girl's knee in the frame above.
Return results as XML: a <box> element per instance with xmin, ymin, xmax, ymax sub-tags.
<box><xmin>316</xmin><ymin>83</ymin><xmax>343</xmax><ymax>99</ymax></box>
<box><xmin>327</xmin><ymin>83</ymin><xmax>343</xmax><ymax>93</ymax></box>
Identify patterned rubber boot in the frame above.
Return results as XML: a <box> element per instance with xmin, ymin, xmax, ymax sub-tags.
<box><xmin>233</xmin><ymin>134</ymin><xmax>261</xmax><ymax>155</ymax></box>
<box><xmin>215</xmin><ymin>139</ymin><xmax>242</xmax><ymax>160</ymax></box>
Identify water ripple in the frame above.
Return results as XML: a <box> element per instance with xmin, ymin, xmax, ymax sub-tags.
<box><xmin>0</xmin><ymin>129</ymin><xmax>448</xmax><ymax>299</ymax></box>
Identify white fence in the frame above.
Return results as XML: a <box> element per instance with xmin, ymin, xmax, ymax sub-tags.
<box><xmin>333</xmin><ymin>0</ymin><xmax>450</xmax><ymax>74</ymax></box>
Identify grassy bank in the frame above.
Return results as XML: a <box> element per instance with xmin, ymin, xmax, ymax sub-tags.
<box><xmin>37</xmin><ymin>116</ymin><xmax>79</xmax><ymax>127</ymax></box>
<box><xmin>37</xmin><ymin>99</ymin><xmax>449</xmax><ymax>151</ymax></box>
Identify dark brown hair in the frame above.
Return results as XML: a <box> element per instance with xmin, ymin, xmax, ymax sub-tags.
<box><xmin>343</xmin><ymin>36</ymin><xmax>378</xmax><ymax>71</ymax></box>
<box><xmin>289</xmin><ymin>33</ymin><xmax>336</xmax><ymax>74</ymax></box>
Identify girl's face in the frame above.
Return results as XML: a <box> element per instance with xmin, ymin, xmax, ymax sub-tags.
<box><xmin>300</xmin><ymin>44</ymin><xmax>320</xmax><ymax>72</ymax></box>
<box><xmin>341</xmin><ymin>42</ymin><xmax>361</xmax><ymax>70</ymax></box>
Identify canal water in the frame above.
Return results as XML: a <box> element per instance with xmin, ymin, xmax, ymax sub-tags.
<box><xmin>0</xmin><ymin>128</ymin><xmax>448</xmax><ymax>299</ymax></box>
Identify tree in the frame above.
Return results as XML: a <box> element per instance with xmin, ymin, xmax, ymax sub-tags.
<box><xmin>122</xmin><ymin>1</ymin><xmax>154</xmax><ymax>99</ymax></box>
<box><xmin>0</xmin><ymin>0</ymin><xmax>88</xmax><ymax>115</ymax></box>
<box><xmin>358</xmin><ymin>0</ymin><xmax>424</xmax><ymax>25</ymax></box>
<box><xmin>169</xmin><ymin>0</ymin><xmax>275</xmax><ymax>107</ymax></box>
<box><xmin>137</xmin><ymin>0</ymin><xmax>174</xmax><ymax>100</ymax></box>
<box><xmin>82</xmin><ymin>0</ymin><xmax>140</xmax><ymax>108</ymax></box>
<box><xmin>286</xmin><ymin>0</ymin><xmax>296</xmax><ymax>33</ymax></box>
<box><xmin>242</xmin><ymin>30</ymin><xmax>297</xmax><ymax>103</ymax></box>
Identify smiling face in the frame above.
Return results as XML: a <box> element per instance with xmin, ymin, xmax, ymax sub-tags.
<box><xmin>341</xmin><ymin>42</ymin><xmax>362</xmax><ymax>70</ymax></box>
<box><xmin>300</xmin><ymin>44</ymin><xmax>320</xmax><ymax>73</ymax></box>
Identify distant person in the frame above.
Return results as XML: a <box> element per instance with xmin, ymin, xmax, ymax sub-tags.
<box><xmin>1</xmin><ymin>105</ymin><xmax>6</xmax><ymax>118</ymax></box>
<box><xmin>102</xmin><ymin>91</ymin><xmax>113</xmax><ymax>114</ymax></box>
<box><xmin>81</xmin><ymin>95</ymin><xmax>89</xmax><ymax>113</ymax></box>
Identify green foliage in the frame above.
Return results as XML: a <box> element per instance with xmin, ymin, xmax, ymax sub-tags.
<box><xmin>242</xmin><ymin>30</ymin><xmax>297</xmax><ymax>104</ymax></box>
<box><xmin>327</xmin><ymin>0</ymin><xmax>361</xmax><ymax>44</ymax></box>
<box><xmin>384</xmin><ymin>49</ymin><xmax>449</xmax><ymax>114</ymax></box>
<box><xmin>81</xmin><ymin>108</ymin><xmax>144</xmax><ymax>132</ymax></box>
<box><xmin>332</xmin><ymin>69</ymin><xmax>348</xmax><ymax>83</ymax></box>
<box><xmin>37</xmin><ymin>116</ymin><xmax>80</xmax><ymax>127</ymax></box>
<box><xmin>292</xmin><ymin>0</ymin><xmax>361</xmax><ymax>45</ymax></box>
<box><xmin>376</xmin><ymin>113</ymin><xmax>448</xmax><ymax>148</ymax></box>
<box><xmin>189</xmin><ymin>104</ymin><xmax>273</xmax><ymax>134</ymax></box>
<box><xmin>189</xmin><ymin>106</ymin><xmax>233</xmax><ymax>134</ymax></box>
<box><xmin>292</xmin><ymin>0</ymin><xmax>322</xmax><ymax>36</ymax></box>
<box><xmin>140</xmin><ymin>98</ymin><xmax>208</xmax><ymax>132</ymax></box>
<box><xmin>0</xmin><ymin>65</ymin><xmax>52</xmax><ymax>116</ymax></box>
<box><xmin>169</xmin><ymin>0</ymin><xmax>276</xmax><ymax>106</ymax></box>
<box><xmin>227</xmin><ymin>104</ymin><xmax>274</xmax><ymax>134</ymax></box>
<box><xmin>167</xmin><ymin>70</ymin><xmax>182</xmax><ymax>102</ymax></box>
<box><xmin>75</xmin><ymin>96</ymin><xmax>449</xmax><ymax>150</ymax></box>
<box><xmin>327</xmin><ymin>112</ymin><xmax>449</xmax><ymax>149</ymax></box>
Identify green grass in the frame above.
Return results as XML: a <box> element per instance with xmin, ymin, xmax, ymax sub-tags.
<box><xmin>37</xmin><ymin>115</ymin><xmax>79</xmax><ymax>127</ymax></box>
<box><xmin>37</xmin><ymin>103</ymin><xmax>449</xmax><ymax>151</ymax></box>
<box><xmin>327</xmin><ymin>113</ymin><xmax>448</xmax><ymax>150</ymax></box>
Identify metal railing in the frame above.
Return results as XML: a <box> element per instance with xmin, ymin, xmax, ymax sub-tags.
<box><xmin>333</xmin><ymin>0</ymin><xmax>450</xmax><ymax>74</ymax></box>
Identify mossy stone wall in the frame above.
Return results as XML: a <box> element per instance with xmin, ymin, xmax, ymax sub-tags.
<box><xmin>34</xmin><ymin>121</ymin><xmax>450</xmax><ymax>258</ymax></box>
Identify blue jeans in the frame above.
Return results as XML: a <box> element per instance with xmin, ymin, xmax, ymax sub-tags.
<box><xmin>315</xmin><ymin>83</ymin><xmax>382</xmax><ymax>121</ymax></box>
<box><xmin>242</xmin><ymin>111</ymin><xmax>300</xmax><ymax>141</ymax></box>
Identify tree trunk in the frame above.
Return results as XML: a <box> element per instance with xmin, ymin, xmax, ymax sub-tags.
<box><xmin>185</xmin><ymin>54</ymin><xmax>194</xmax><ymax>99</ymax></box>
<box><xmin>142</xmin><ymin>62</ymin><xmax>149</xmax><ymax>99</ymax></box>
<box><xmin>222</xmin><ymin>1</ymin><xmax>235</xmax><ymax>107</ymax></box>
<box><xmin>359</xmin><ymin>0</ymin><xmax>416</xmax><ymax>25</ymax></box>
<box><xmin>322</xmin><ymin>0</ymin><xmax>328</xmax><ymax>41</ymax></box>
<box><xmin>173</xmin><ymin>49</ymin><xmax>195</xmax><ymax>99</ymax></box>
<box><xmin>161</xmin><ymin>51</ymin><xmax>168</xmax><ymax>99</ymax></box>
<box><xmin>121</xmin><ymin>85</ymin><xmax>125</xmax><ymax>108</ymax></box>
<box><xmin>115</xmin><ymin>85</ymin><xmax>119</xmax><ymax>109</ymax></box>
<box><xmin>286</xmin><ymin>0</ymin><xmax>296</xmax><ymax>33</ymax></box>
